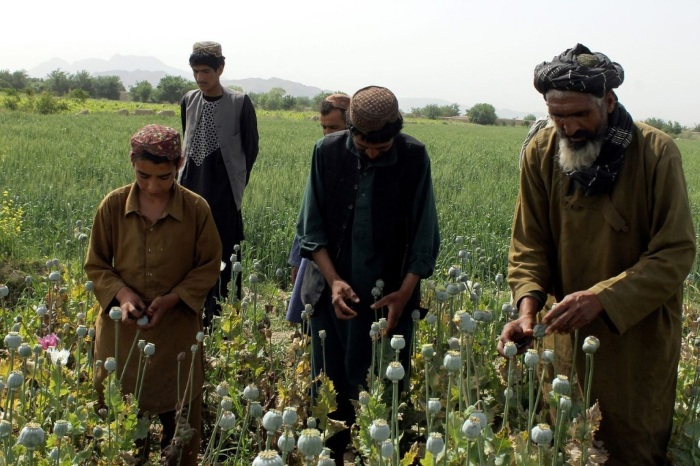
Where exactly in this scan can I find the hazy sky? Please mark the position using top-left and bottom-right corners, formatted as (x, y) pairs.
(3, 0), (699, 125)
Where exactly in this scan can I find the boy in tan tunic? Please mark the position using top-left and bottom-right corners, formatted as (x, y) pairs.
(85, 124), (222, 465)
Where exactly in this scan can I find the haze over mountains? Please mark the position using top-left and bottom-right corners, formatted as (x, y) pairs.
(27, 55), (539, 119)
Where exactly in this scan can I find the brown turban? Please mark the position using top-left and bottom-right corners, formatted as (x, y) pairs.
(349, 86), (401, 134)
(130, 125), (182, 161)
(534, 44), (624, 98)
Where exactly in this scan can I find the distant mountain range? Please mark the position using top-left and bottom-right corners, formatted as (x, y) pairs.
(27, 55), (542, 119)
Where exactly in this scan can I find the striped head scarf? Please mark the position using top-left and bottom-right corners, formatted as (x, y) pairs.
(534, 44), (624, 98)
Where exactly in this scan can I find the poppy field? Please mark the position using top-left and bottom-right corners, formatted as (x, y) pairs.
(1, 106), (700, 465)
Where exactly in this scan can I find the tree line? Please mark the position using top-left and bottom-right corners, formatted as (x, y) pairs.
(2, 69), (696, 133)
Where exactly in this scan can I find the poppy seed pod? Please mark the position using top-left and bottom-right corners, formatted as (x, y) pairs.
(425, 313), (437, 325)
(390, 335), (405, 350)
(411, 309), (421, 320)
(532, 324), (547, 339)
(249, 401), (263, 418)
(53, 419), (71, 437)
(104, 357), (117, 373)
(461, 415), (482, 439)
(359, 391), (371, 406)
(143, 343), (155, 356)
(216, 382), (230, 397)
(232, 262), (243, 273)
(531, 423), (553, 445)
(18, 343), (32, 359)
(0, 285), (8, 298)
(371, 287), (381, 298)
(582, 335), (600, 354)
(503, 341), (518, 358)
(524, 349), (539, 368)
(495, 273), (504, 285)
(243, 384), (259, 401)
(448, 337), (460, 350)
(17, 423), (45, 449)
(76, 325), (88, 337)
(435, 289), (448, 302)
(370, 419), (391, 442)
(318, 448), (334, 466)
(282, 407), (298, 426)
(380, 439), (394, 458)
(541, 349), (555, 364)
(552, 375), (570, 395)
(421, 344), (435, 359)
(386, 361), (405, 381)
(277, 432), (296, 453)
(48, 271), (61, 282)
(306, 417), (317, 428)
(427, 398), (441, 415)
(0, 420), (11, 438)
(559, 395), (572, 411)
(262, 409), (283, 432)
(426, 432), (445, 456)
(218, 411), (236, 430)
(7, 370), (24, 389)
(137, 316), (149, 327)
(446, 283), (460, 296)
(36, 304), (47, 317)
(108, 307), (122, 321)
(220, 397), (233, 411)
(4, 331), (22, 350)
(253, 450), (285, 466)
(297, 428), (323, 457)
(443, 350), (462, 372)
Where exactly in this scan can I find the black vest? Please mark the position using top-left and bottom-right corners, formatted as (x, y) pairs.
(320, 132), (427, 306)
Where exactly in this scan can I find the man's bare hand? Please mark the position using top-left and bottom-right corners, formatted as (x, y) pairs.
(330, 279), (359, 319)
(116, 287), (146, 325)
(371, 289), (411, 332)
(543, 290), (603, 334)
(143, 293), (180, 330)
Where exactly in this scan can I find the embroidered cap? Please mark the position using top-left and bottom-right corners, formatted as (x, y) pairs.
(349, 86), (401, 135)
(130, 124), (182, 161)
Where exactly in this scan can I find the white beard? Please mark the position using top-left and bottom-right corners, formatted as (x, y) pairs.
(557, 137), (603, 172)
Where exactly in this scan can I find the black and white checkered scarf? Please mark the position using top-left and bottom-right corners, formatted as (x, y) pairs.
(567, 102), (633, 196)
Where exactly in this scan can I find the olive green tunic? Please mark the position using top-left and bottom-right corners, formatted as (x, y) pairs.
(85, 183), (222, 413)
(510, 122), (695, 465)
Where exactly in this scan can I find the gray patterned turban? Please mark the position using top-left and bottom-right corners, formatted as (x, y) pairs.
(349, 86), (401, 134)
(534, 44), (624, 98)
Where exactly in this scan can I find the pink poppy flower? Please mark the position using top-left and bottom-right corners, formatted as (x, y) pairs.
(39, 333), (59, 350)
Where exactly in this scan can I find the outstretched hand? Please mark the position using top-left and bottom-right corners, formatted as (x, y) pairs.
(330, 279), (359, 320)
(371, 289), (411, 333)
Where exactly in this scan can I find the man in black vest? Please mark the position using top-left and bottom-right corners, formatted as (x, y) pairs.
(179, 41), (259, 327)
(298, 85), (440, 464)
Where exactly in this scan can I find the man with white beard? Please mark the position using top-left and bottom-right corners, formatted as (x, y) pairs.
(499, 44), (695, 465)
